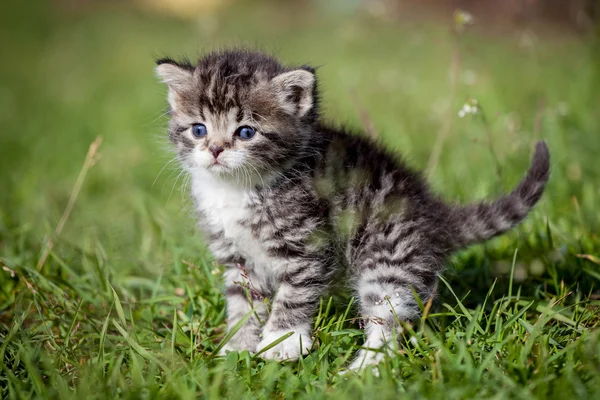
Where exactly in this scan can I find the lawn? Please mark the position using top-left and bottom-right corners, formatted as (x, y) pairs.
(1, 1), (600, 399)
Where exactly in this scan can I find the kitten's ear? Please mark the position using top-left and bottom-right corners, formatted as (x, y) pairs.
(155, 59), (194, 110)
(155, 58), (193, 87)
(271, 68), (316, 118)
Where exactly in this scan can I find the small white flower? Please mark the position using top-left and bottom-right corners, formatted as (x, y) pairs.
(410, 336), (418, 346)
(458, 98), (480, 118)
(454, 10), (474, 31)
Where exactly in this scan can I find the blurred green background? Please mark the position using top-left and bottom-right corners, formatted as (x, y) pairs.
(1, 0), (599, 398)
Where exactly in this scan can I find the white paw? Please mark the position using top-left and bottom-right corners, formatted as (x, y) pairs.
(257, 329), (313, 361)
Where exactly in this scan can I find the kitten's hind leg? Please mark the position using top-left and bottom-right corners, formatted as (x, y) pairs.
(219, 266), (268, 355)
(349, 259), (437, 371)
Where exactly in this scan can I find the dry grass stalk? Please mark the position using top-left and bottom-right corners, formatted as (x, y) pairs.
(36, 136), (103, 271)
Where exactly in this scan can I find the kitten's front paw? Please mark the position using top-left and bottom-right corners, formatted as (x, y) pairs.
(257, 329), (313, 361)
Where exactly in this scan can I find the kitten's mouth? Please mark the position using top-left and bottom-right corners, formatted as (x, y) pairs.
(208, 161), (229, 172)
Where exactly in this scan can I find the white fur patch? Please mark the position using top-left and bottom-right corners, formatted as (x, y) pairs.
(190, 171), (283, 290)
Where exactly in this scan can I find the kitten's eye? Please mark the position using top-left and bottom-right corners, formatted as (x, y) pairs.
(191, 123), (208, 138)
(235, 126), (256, 140)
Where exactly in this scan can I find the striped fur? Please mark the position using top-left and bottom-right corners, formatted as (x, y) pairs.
(155, 50), (551, 369)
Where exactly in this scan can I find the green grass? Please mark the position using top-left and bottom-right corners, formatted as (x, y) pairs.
(1, 1), (600, 399)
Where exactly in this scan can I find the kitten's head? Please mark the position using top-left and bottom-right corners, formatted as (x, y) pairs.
(156, 50), (318, 183)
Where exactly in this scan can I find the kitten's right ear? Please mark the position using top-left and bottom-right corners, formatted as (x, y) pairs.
(155, 58), (194, 110)
(271, 69), (316, 118)
(155, 58), (193, 87)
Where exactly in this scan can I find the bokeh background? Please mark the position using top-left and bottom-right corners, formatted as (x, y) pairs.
(1, 0), (600, 397)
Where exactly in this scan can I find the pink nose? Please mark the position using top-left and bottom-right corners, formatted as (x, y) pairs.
(209, 144), (224, 159)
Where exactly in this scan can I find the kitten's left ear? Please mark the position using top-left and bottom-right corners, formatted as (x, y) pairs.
(271, 68), (316, 118)
(155, 58), (194, 110)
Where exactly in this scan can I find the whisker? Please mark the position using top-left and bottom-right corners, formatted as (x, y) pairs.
(143, 106), (171, 127)
(167, 168), (187, 204)
(152, 156), (179, 188)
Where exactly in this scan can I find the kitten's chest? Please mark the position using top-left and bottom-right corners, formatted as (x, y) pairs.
(191, 175), (268, 262)
(201, 189), (250, 238)
(193, 181), (252, 238)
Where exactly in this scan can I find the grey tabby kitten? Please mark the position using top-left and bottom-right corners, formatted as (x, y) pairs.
(155, 50), (550, 370)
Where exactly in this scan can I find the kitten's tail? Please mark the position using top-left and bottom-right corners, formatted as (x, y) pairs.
(449, 141), (550, 249)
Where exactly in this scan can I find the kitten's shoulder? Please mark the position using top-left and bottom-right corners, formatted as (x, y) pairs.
(315, 122), (412, 170)
(314, 122), (431, 196)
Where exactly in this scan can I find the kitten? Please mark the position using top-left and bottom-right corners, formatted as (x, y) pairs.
(155, 50), (550, 370)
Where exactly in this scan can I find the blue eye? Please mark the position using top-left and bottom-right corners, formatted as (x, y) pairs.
(236, 126), (256, 140)
(191, 123), (208, 138)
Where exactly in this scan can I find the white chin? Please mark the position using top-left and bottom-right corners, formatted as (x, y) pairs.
(207, 163), (230, 174)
